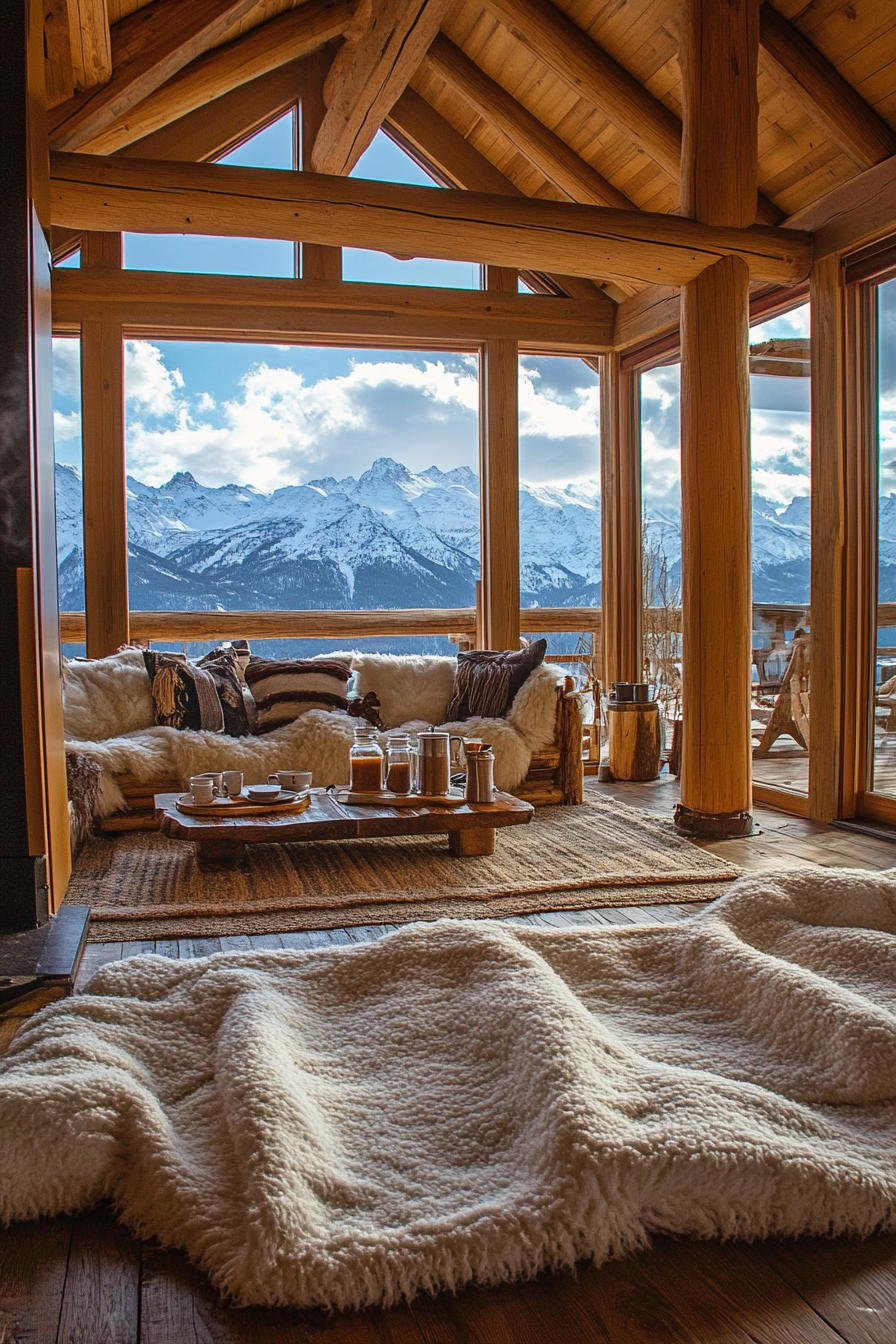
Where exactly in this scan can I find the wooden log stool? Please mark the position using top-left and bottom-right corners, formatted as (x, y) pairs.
(607, 700), (662, 781)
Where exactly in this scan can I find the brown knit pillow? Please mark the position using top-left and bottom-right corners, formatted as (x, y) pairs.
(445, 640), (547, 722)
(143, 652), (250, 736)
(245, 658), (351, 734)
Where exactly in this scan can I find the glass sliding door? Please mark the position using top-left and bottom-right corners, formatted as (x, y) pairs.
(748, 302), (812, 795)
(870, 276), (896, 796)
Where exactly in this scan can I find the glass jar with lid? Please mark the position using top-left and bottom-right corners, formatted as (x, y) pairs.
(385, 733), (413, 795)
(349, 725), (384, 792)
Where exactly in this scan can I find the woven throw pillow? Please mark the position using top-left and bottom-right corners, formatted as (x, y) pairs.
(445, 639), (548, 722)
(245, 658), (351, 734)
(143, 652), (250, 737)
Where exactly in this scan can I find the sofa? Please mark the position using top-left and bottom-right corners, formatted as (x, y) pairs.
(63, 649), (585, 833)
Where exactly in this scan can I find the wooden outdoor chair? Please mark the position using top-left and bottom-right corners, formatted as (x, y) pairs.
(752, 630), (810, 757)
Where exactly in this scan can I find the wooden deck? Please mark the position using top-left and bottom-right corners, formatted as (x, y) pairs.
(2, 775), (896, 1343)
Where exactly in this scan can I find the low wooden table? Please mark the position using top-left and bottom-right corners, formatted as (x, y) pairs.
(155, 789), (534, 870)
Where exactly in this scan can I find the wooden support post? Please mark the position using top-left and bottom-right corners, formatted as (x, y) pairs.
(675, 0), (757, 839)
(81, 232), (128, 657)
(808, 253), (848, 822)
(479, 266), (519, 651)
(298, 48), (341, 282)
(600, 350), (641, 689)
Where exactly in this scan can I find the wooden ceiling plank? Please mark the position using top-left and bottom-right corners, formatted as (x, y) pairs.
(480, 0), (782, 224)
(481, 0), (681, 178)
(787, 151), (896, 259)
(49, 0), (260, 151)
(759, 2), (896, 169)
(425, 33), (633, 210)
(68, 0), (113, 92)
(48, 150), (813, 288)
(80, 0), (357, 154)
(310, 0), (455, 175)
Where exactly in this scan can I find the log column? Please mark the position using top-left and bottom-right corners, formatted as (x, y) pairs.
(600, 350), (641, 689)
(675, 0), (758, 839)
(479, 266), (520, 650)
(81, 231), (128, 657)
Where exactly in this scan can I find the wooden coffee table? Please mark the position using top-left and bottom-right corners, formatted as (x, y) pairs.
(155, 789), (534, 870)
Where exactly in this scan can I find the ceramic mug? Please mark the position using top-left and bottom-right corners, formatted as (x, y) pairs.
(222, 770), (243, 797)
(189, 776), (218, 804)
(268, 770), (312, 791)
(194, 771), (223, 790)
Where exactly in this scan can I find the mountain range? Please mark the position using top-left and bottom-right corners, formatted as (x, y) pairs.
(55, 456), (896, 631)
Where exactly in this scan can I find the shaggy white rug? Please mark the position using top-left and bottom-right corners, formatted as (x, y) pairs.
(3, 866), (896, 1311)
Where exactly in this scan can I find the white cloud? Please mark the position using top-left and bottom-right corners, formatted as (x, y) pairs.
(53, 409), (81, 443)
(52, 338), (80, 400)
(125, 340), (184, 415)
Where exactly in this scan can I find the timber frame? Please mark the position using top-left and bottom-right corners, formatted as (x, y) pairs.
(2, 0), (896, 925)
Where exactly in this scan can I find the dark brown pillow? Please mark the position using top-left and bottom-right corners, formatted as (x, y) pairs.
(245, 658), (352, 733)
(143, 652), (250, 736)
(445, 639), (547, 722)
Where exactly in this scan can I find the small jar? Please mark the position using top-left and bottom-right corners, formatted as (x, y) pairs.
(349, 726), (384, 792)
(385, 733), (412, 795)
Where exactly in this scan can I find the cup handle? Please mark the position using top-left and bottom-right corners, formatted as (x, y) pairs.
(267, 774), (279, 785)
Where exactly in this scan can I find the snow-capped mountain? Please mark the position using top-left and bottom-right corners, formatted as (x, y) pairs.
(56, 457), (851, 619)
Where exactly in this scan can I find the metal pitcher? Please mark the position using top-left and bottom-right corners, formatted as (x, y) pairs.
(417, 730), (462, 795)
(464, 747), (495, 803)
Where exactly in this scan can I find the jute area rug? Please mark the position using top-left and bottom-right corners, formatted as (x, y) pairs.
(65, 795), (740, 942)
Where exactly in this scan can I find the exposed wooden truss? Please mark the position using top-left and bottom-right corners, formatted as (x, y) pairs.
(49, 151), (812, 288)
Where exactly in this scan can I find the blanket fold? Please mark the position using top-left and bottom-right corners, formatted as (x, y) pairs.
(2, 866), (896, 1310)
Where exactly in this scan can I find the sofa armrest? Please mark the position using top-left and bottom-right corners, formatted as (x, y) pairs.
(557, 678), (585, 805)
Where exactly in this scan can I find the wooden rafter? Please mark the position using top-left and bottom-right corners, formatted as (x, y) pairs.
(44, 0), (76, 107)
(49, 151), (813, 287)
(310, 0), (454, 175)
(68, 0), (113, 92)
(49, 0), (260, 152)
(759, 2), (896, 171)
(480, 0), (782, 225)
(77, 0), (358, 155)
(425, 34), (633, 212)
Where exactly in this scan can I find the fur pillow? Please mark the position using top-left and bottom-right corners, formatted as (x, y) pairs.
(62, 649), (156, 742)
(446, 640), (548, 722)
(246, 658), (351, 734)
(351, 654), (457, 729)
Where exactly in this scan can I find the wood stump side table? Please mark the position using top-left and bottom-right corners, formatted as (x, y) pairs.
(156, 789), (534, 870)
(607, 700), (662, 781)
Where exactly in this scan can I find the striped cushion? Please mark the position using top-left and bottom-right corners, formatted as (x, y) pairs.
(245, 658), (351, 734)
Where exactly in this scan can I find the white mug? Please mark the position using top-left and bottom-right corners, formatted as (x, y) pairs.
(268, 770), (312, 791)
(195, 771), (223, 790)
(189, 776), (217, 804)
(222, 770), (243, 798)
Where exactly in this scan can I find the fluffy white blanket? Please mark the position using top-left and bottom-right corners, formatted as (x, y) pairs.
(5, 866), (896, 1311)
(65, 656), (562, 812)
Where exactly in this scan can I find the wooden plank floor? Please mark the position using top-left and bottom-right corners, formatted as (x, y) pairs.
(3, 775), (896, 1343)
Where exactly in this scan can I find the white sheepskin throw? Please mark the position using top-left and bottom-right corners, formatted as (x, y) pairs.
(4, 866), (896, 1311)
(62, 650), (156, 742)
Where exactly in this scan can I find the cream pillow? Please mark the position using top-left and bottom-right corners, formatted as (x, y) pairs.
(63, 649), (156, 742)
(350, 654), (457, 729)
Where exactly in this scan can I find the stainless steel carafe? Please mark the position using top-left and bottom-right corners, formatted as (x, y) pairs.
(464, 747), (495, 803)
(417, 730), (462, 795)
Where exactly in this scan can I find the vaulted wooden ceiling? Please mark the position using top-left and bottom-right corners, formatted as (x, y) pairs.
(44, 0), (896, 305)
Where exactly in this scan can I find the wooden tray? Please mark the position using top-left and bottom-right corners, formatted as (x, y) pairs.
(334, 788), (467, 808)
(175, 791), (311, 818)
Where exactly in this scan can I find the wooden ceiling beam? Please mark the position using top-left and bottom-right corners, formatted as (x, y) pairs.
(49, 151), (813, 288)
(386, 89), (621, 305)
(118, 54), (311, 163)
(67, 0), (112, 93)
(44, 0), (77, 107)
(759, 2), (896, 170)
(78, 0), (357, 156)
(481, 0), (782, 225)
(48, 0), (260, 152)
(425, 34), (633, 212)
(310, 0), (454, 175)
(52, 267), (616, 349)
